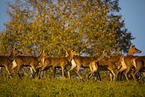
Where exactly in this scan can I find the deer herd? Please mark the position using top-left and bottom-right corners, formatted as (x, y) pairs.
(0, 42), (145, 82)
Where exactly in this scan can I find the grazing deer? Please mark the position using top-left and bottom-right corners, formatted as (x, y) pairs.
(0, 47), (20, 78)
(38, 50), (76, 79)
(10, 50), (46, 79)
(88, 54), (123, 81)
(116, 42), (142, 81)
(68, 50), (110, 81)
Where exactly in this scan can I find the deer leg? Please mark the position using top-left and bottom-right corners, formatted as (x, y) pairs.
(116, 66), (127, 80)
(109, 69), (115, 81)
(33, 67), (41, 78)
(88, 62), (97, 80)
(68, 64), (76, 79)
(31, 66), (36, 78)
(31, 67), (39, 79)
(116, 70), (120, 80)
(87, 69), (96, 80)
(88, 70), (100, 81)
(37, 68), (42, 79)
(68, 59), (77, 79)
(94, 71), (101, 81)
(64, 66), (68, 73)
(27, 67), (34, 78)
(112, 72), (116, 81)
(132, 69), (140, 81)
(87, 71), (94, 79)
(132, 64), (142, 81)
(5, 65), (12, 79)
(87, 65), (94, 79)
(38, 63), (50, 79)
(61, 66), (65, 79)
(124, 67), (131, 81)
(29, 63), (36, 78)
(76, 66), (84, 81)
(37, 67), (44, 79)
(33, 67), (37, 78)
(89, 63), (93, 71)
(43, 70), (47, 79)
(17, 66), (22, 79)
(44, 67), (51, 79)
(31, 65), (36, 73)
(30, 67), (33, 74)
(37, 68), (44, 79)
(110, 73), (113, 81)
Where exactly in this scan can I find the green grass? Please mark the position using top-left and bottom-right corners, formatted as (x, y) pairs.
(0, 76), (145, 97)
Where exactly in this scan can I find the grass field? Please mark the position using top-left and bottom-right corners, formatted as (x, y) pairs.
(0, 76), (145, 97)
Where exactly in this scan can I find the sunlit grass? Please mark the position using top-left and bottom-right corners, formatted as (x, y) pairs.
(0, 76), (145, 97)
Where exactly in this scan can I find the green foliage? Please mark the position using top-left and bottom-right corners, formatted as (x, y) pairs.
(0, 76), (145, 97)
(0, 0), (134, 56)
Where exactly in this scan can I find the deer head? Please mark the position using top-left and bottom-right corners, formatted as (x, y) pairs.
(102, 50), (110, 59)
(127, 42), (142, 55)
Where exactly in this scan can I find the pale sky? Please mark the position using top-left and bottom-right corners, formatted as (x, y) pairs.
(0, 0), (145, 56)
(119, 0), (145, 56)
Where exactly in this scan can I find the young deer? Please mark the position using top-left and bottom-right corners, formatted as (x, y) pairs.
(10, 50), (46, 79)
(0, 47), (20, 78)
(38, 50), (76, 79)
(68, 50), (110, 81)
(116, 42), (142, 81)
(88, 55), (123, 81)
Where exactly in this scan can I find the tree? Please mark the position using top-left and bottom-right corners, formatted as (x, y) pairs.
(0, 0), (134, 56)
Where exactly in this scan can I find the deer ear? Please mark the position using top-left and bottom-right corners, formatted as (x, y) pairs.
(65, 50), (69, 57)
(130, 42), (132, 47)
(42, 49), (45, 53)
(103, 49), (106, 53)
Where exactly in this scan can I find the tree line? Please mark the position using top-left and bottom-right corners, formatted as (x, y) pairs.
(0, 0), (134, 57)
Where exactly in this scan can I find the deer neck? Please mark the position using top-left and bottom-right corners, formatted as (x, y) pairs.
(37, 52), (44, 61)
(127, 48), (134, 56)
(115, 57), (122, 66)
(127, 48), (133, 55)
(67, 51), (73, 61)
(96, 53), (105, 61)
(9, 50), (15, 60)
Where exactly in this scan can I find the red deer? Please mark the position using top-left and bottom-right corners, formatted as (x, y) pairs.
(34, 50), (70, 79)
(88, 54), (123, 81)
(10, 50), (46, 79)
(68, 50), (110, 81)
(116, 42), (142, 81)
(130, 56), (145, 81)
(0, 47), (20, 78)
(38, 50), (77, 79)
